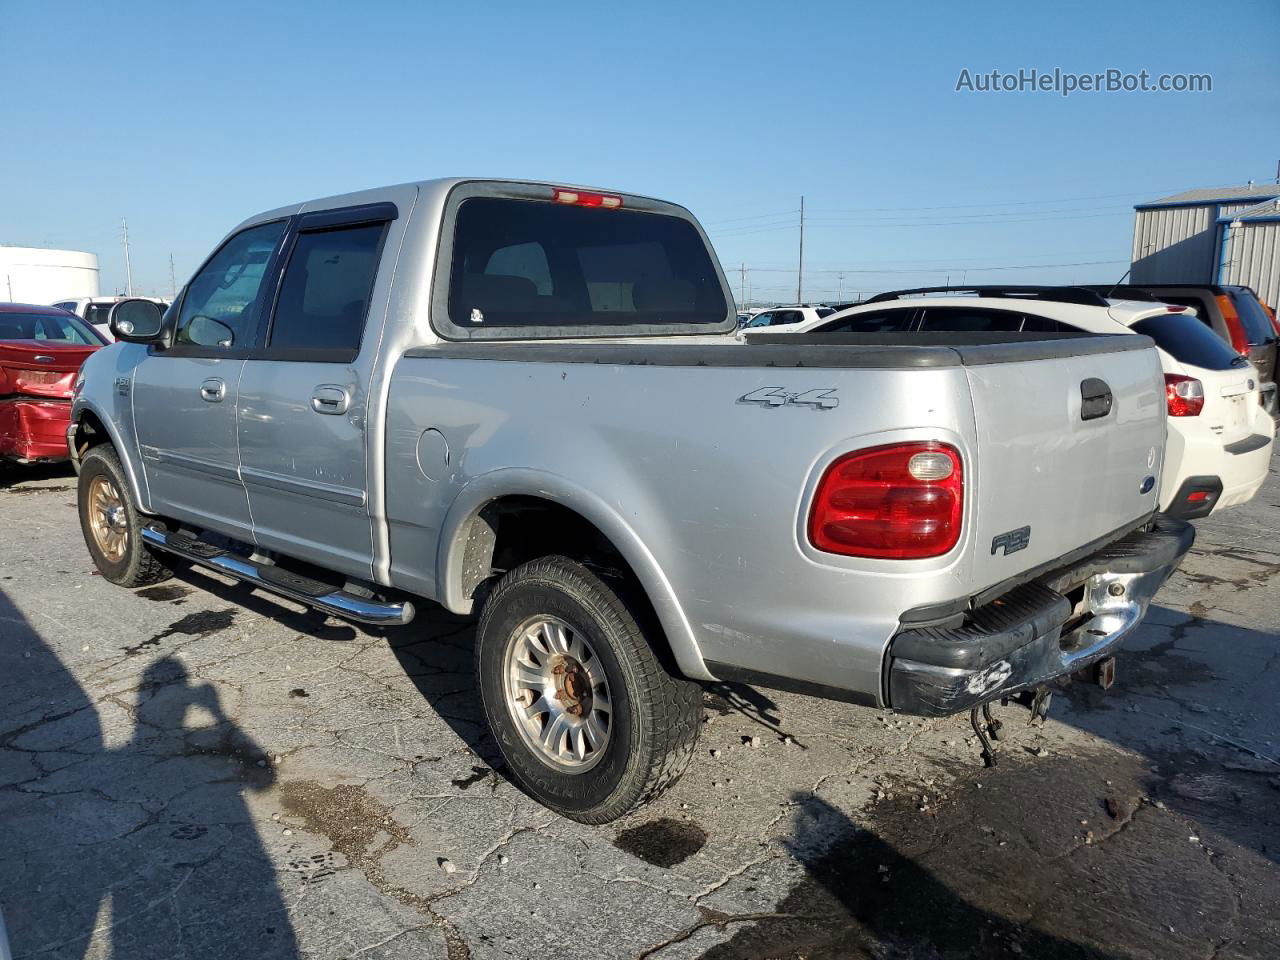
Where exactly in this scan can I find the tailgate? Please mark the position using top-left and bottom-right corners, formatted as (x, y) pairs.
(964, 343), (1165, 591)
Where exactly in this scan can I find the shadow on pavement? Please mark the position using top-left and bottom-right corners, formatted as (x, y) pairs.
(0, 588), (300, 959)
(0, 462), (76, 491)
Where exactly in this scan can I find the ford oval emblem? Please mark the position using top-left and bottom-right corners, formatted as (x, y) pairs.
(1140, 475), (1155, 495)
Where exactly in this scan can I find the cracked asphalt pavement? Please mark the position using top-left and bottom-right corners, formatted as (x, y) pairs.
(2, 455), (1278, 959)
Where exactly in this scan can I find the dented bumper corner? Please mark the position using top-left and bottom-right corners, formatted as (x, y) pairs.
(886, 514), (1195, 717)
(0, 398), (74, 463)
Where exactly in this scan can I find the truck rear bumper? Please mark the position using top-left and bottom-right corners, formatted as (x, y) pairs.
(885, 514), (1194, 717)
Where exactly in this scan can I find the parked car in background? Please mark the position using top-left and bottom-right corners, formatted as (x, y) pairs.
(70, 181), (1190, 821)
(742, 304), (837, 328)
(1083, 285), (1279, 415)
(764, 286), (1274, 519)
(0, 303), (106, 464)
(52, 296), (170, 342)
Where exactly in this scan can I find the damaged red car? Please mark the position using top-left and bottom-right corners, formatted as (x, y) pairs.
(0, 304), (106, 464)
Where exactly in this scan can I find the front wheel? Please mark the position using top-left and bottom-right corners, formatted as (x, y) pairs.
(476, 556), (701, 823)
(77, 445), (172, 588)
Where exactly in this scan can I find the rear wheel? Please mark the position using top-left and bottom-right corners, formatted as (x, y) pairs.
(476, 556), (701, 823)
(77, 445), (172, 588)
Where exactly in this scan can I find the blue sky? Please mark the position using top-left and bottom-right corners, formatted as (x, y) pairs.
(3, 0), (1278, 303)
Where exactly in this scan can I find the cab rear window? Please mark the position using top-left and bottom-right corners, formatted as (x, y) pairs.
(1131, 314), (1247, 371)
(447, 198), (728, 330)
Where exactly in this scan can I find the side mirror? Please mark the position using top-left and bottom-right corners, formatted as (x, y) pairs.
(186, 315), (235, 348)
(108, 299), (167, 344)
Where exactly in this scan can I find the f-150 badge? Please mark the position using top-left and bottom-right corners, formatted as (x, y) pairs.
(991, 526), (1031, 556)
(739, 387), (839, 410)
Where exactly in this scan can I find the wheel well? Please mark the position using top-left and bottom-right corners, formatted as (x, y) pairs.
(460, 496), (676, 668)
(71, 411), (111, 458)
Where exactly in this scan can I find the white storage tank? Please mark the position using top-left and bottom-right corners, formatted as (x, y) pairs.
(0, 246), (100, 304)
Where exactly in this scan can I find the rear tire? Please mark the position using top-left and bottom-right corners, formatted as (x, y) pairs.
(476, 556), (701, 823)
(77, 445), (172, 588)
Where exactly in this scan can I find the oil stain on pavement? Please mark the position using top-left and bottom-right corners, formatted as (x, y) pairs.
(615, 818), (708, 868)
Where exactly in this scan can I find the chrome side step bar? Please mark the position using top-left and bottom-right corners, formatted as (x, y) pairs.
(141, 526), (414, 626)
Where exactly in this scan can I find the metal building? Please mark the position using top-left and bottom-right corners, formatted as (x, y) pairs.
(1217, 197), (1280, 308)
(1130, 184), (1280, 306)
(0, 246), (100, 304)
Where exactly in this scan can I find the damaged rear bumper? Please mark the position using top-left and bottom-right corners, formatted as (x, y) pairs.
(0, 398), (74, 462)
(886, 514), (1195, 717)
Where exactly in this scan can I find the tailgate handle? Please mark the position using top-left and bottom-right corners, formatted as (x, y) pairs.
(1080, 378), (1113, 421)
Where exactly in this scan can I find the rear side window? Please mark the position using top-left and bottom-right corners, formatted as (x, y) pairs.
(1229, 289), (1277, 344)
(84, 303), (113, 327)
(1131, 314), (1246, 371)
(447, 198), (727, 330)
(269, 223), (387, 354)
(919, 307), (1052, 332)
(818, 309), (916, 333)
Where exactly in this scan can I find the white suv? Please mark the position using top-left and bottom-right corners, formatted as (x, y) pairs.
(740, 304), (837, 329)
(752, 285), (1275, 519)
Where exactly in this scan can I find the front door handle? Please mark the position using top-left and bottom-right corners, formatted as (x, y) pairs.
(311, 385), (351, 415)
(200, 378), (226, 403)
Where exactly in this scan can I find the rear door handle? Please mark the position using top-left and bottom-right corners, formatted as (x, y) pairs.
(200, 378), (226, 403)
(1080, 378), (1113, 421)
(311, 385), (351, 415)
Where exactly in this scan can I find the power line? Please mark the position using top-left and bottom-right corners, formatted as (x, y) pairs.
(703, 208), (799, 225)
(730, 258), (1127, 276)
(711, 209), (1130, 237)
(808, 204), (1128, 223)
(819, 189), (1179, 213)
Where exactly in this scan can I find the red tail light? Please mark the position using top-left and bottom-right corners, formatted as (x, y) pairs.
(1216, 294), (1249, 354)
(808, 442), (963, 559)
(1165, 373), (1204, 417)
(0, 366), (75, 398)
(551, 187), (623, 209)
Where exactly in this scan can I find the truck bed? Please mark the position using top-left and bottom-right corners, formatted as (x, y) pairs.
(386, 330), (1166, 704)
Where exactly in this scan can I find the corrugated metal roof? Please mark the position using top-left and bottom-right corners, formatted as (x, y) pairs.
(1136, 183), (1280, 209)
(1222, 198), (1280, 222)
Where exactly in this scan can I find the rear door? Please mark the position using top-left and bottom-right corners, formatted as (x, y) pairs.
(132, 220), (288, 540)
(236, 200), (401, 579)
(963, 343), (1166, 590)
(1229, 289), (1279, 383)
(1130, 312), (1258, 443)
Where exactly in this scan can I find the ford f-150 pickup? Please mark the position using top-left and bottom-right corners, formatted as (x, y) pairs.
(68, 178), (1193, 822)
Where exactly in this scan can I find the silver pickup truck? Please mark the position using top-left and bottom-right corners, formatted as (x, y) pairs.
(69, 178), (1193, 822)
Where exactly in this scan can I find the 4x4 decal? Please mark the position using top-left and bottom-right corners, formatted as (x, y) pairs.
(739, 387), (839, 410)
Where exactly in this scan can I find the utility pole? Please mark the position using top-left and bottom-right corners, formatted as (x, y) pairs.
(169, 253), (177, 298)
(837, 272), (844, 302)
(739, 263), (746, 311)
(796, 196), (805, 303)
(121, 218), (133, 296)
